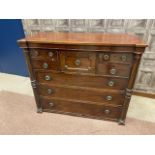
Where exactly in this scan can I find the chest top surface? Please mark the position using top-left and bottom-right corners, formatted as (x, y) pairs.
(18, 32), (147, 47)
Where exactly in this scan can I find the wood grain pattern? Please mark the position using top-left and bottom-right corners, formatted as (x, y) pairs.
(35, 71), (129, 90)
(18, 32), (147, 47)
(40, 96), (122, 120)
(97, 62), (132, 77)
(18, 32), (147, 124)
(38, 84), (125, 106)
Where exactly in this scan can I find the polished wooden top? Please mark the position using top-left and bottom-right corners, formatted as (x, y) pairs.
(18, 32), (147, 47)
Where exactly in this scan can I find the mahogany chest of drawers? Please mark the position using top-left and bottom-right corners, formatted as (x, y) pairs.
(18, 32), (147, 125)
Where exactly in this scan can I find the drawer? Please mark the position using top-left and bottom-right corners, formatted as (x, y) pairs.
(98, 52), (133, 63)
(31, 59), (60, 70)
(40, 97), (122, 120)
(35, 71), (129, 90)
(97, 62), (132, 77)
(30, 49), (59, 60)
(60, 51), (96, 73)
(38, 84), (125, 105)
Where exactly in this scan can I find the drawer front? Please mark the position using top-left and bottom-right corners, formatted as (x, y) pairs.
(35, 71), (128, 90)
(40, 97), (122, 120)
(38, 84), (125, 105)
(31, 59), (60, 70)
(30, 49), (59, 60)
(98, 53), (133, 63)
(97, 62), (132, 77)
(60, 51), (96, 73)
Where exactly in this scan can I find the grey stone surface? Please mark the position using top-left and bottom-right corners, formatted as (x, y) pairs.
(22, 19), (155, 94)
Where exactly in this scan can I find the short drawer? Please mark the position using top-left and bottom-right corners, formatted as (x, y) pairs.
(31, 59), (60, 70)
(98, 52), (133, 63)
(40, 97), (122, 120)
(30, 49), (59, 60)
(60, 51), (96, 73)
(97, 62), (132, 77)
(35, 71), (129, 90)
(38, 84), (125, 105)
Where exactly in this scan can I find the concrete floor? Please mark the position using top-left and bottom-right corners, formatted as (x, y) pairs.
(0, 73), (155, 123)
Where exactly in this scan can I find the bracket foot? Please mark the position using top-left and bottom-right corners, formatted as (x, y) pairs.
(37, 108), (43, 113)
(118, 119), (125, 125)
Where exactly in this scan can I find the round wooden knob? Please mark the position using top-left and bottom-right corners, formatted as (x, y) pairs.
(75, 59), (81, 66)
(106, 96), (113, 101)
(31, 50), (38, 57)
(108, 81), (115, 87)
(49, 102), (54, 107)
(44, 75), (51, 81)
(48, 52), (54, 57)
(43, 62), (48, 69)
(103, 54), (110, 61)
(110, 68), (117, 75)
(121, 55), (127, 61)
(104, 109), (110, 114)
(47, 88), (54, 94)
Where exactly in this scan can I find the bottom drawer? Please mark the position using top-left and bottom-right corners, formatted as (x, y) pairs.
(40, 97), (122, 121)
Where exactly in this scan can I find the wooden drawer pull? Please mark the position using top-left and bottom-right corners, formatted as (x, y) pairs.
(106, 96), (113, 101)
(47, 88), (54, 94)
(43, 62), (48, 69)
(31, 50), (38, 57)
(75, 59), (81, 66)
(104, 109), (111, 114)
(44, 75), (51, 81)
(48, 52), (54, 57)
(103, 54), (110, 61)
(49, 102), (54, 107)
(108, 81), (115, 87)
(110, 68), (117, 75)
(121, 55), (127, 61)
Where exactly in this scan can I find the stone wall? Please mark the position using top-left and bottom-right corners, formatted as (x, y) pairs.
(22, 19), (155, 94)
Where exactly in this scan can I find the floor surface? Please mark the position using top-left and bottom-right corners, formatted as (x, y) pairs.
(0, 91), (155, 134)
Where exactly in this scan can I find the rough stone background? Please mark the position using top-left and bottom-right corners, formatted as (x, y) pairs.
(22, 19), (155, 94)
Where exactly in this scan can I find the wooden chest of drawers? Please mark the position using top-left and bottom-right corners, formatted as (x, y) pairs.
(18, 32), (147, 125)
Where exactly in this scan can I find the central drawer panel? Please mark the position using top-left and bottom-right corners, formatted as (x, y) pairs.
(38, 84), (125, 105)
(40, 97), (122, 120)
(60, 51), (96, 73)
(35, 71), (129, 90)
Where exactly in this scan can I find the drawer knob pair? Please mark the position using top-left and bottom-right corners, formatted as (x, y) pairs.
(106, 95), (113, 101)
(110, 68), (117, 75)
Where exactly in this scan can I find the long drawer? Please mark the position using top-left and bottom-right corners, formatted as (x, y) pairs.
(35, 71), (129, 90)
(38, 84), (125, 105)
(40, 96), (122, 120)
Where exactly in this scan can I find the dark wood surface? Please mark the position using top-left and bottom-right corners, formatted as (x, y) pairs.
(18, 32), (147, 125)
(40, 96), (122, 120)
(35, 71), (129, 90)
(38, 84), (125, 106)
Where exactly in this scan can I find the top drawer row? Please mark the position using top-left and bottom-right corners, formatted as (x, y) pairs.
(30, 49), (133, 63)
(30, 49), (133, 77)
